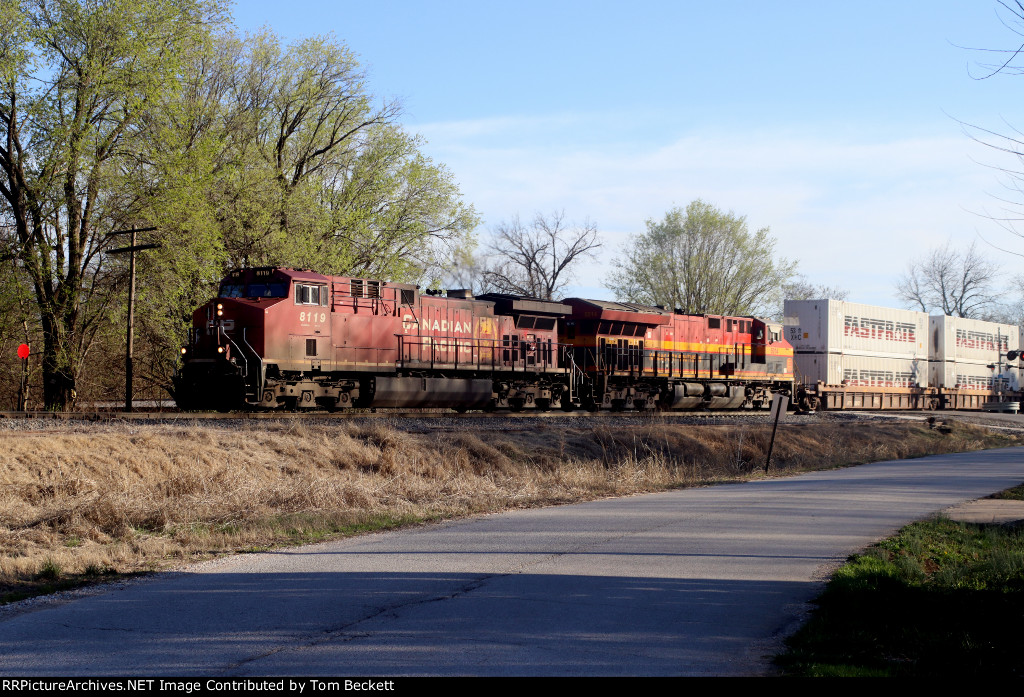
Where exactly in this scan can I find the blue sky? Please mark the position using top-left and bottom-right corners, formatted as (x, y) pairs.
(233, 1), (1024, 308)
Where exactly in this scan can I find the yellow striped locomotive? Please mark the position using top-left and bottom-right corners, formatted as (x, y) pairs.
(560, 299), (793, 411)
(172, 267), (794, 411)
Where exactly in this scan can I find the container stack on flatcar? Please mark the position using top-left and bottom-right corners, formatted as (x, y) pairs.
(929, 316), (1019, 409)
(784, 299), (1021, 411)
(784, 299), (931, 409)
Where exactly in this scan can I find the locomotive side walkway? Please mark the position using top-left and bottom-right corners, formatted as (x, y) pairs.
(1, 447), (1023, 676)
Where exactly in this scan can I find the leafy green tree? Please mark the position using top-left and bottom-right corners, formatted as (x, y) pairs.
(0, 0), (228, 410)
(606, 199), (796, 316)
(2, 9), (478, 408)
(200, 30), (478, 283)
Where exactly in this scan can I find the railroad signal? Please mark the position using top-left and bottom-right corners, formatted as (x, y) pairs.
(16, 343), (29, 410)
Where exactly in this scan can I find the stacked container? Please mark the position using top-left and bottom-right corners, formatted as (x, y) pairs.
(929, 316), (1019, 392)
(783, 300), (930, 388)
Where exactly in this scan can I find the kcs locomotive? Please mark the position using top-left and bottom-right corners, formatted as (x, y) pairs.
(172, 267), (795, 412)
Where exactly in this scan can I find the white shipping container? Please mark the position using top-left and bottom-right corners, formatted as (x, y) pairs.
(929, 360), (1019, 392)
(794, 353), (929, 388)
(784, 299), (928, 359)
(929, 315), (1018, 364)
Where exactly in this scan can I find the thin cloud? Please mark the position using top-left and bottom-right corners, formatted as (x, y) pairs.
(416, 116), (1014, 306)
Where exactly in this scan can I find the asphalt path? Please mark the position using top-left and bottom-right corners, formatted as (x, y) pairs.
(2, 447), (1024, 677)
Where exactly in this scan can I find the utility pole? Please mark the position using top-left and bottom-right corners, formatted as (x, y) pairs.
(108, 226), (160, 412)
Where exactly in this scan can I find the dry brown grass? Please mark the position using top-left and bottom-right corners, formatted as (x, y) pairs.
(0, 417), (1016, 600)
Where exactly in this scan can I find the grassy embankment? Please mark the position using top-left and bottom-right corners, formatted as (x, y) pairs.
(778, 483), (1024, 677)
(0, 417), (1017, 603)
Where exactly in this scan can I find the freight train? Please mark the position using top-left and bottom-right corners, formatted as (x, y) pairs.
(172, 267), (794, 412)
(172, 267), (1021, 413)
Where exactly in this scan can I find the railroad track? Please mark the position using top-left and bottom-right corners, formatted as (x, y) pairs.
(0, 408), (793, 422)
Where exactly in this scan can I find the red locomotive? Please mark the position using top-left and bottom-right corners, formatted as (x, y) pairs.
(172, 267), (795, 411)
(560, 299), (794, 411)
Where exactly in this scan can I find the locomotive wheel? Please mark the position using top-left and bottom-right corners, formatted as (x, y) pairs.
(535, 398), (551, 412)
(509, 398), (525, 412)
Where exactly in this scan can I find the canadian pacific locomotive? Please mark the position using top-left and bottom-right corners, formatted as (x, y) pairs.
(172, 267), (795, 412)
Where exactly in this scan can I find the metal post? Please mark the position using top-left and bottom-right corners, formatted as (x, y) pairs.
(18, 321), (29, 411)
(17, 356), (28, 411)
(765, 394), (789, 472)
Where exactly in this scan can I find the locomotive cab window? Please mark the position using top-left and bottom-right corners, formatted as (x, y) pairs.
(294, 283), (328, 306)
(248, 282), (288, 298)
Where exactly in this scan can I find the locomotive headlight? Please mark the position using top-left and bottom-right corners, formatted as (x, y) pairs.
(217, 303), (223, 310)
(180, 347), (187, 355)
(217, 346), (224, 354)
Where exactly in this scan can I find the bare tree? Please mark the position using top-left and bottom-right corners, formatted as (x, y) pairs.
(956, 2), (1024, 252)
(772, 275), (849, 320)
(480, 211), (601, 300)
(895, 242), (1001, 317)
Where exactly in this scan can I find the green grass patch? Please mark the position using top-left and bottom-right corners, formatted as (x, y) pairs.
(990, 483), (1024, 501)
(778, 515), (1024, 677)
(265, 511), (443, 545)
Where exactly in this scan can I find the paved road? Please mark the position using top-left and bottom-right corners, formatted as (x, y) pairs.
(2, 448), (1024, 676)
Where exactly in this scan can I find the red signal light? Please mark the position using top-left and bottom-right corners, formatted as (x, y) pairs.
(17, 344), (29, 359)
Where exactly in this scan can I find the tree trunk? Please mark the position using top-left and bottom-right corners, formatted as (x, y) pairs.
(40, 314), (77, 411)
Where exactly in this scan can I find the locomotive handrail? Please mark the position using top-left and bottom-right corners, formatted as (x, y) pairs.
(594, 345), (707, 380)
(241, 328), (263, 399)
(396, 334), (565, 373)
(218, 326), (248, 379)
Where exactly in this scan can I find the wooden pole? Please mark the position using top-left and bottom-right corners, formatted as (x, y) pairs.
(126, 228), (136, 412)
